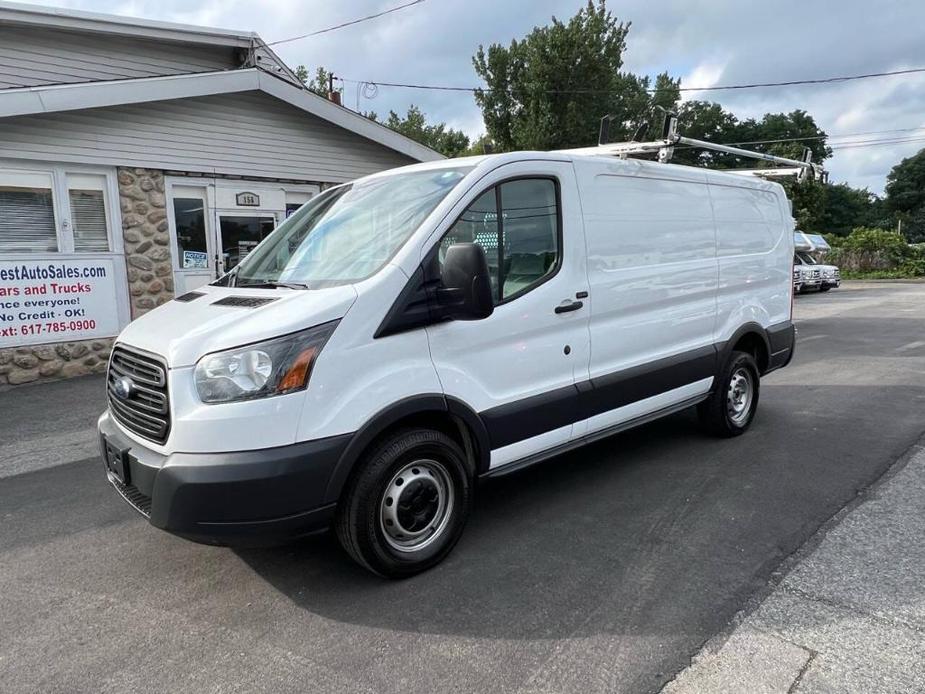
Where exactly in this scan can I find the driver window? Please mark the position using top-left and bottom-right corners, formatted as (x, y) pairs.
(439, 178), (560, 304)
(440, 189), (500, 299)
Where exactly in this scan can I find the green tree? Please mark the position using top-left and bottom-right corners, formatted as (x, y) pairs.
(382, 106), (471, 158)
(671, 100), (743, 168)
(885, 149), (925, 241)
(295, 65), (339, 98)
(885, 148), (925, 214)
(817, 183), (882, 237)
(463, 133), (496, 156)
(780, 178), (827, 232)
(472, 1), (676, 151)
(739, 110), (831, 163)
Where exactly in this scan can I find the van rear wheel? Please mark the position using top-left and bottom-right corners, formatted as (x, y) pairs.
(335, 428), (472, 578)
(698, 350), (760, 437)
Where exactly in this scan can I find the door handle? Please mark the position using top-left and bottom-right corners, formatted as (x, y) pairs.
(555, 300), (584, 314)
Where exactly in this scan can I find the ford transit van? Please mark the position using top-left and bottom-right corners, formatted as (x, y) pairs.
(99, 151), (796, 577)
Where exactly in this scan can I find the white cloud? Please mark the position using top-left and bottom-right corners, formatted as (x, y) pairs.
(678, 62), (728, 102)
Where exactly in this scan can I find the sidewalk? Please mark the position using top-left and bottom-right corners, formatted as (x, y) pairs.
(663, 439), (925, 693)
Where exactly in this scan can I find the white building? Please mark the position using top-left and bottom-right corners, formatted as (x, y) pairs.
(0, 1), (440, 386)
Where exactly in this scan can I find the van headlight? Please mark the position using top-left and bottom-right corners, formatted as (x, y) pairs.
(194, 320), (339, 404)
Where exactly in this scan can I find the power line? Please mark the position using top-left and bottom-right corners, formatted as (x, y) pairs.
(267, 0), (426, 46)
(677, 67), (925, 93)
(338, 65), (925, 95)
(831, 136), (925, 150)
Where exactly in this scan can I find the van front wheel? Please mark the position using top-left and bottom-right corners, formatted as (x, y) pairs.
(335, 428), (472, 578)
(698, 350), (760, 437)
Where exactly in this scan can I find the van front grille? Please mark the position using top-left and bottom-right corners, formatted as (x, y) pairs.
(108, 346), (170, 444)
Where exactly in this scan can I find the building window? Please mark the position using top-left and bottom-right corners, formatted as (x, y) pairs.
(0, 165), (116, 255)
(68, 174), (109, 252)
(0, 173), (57, 253)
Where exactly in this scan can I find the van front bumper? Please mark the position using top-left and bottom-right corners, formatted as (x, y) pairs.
(98, 411), (351, 545)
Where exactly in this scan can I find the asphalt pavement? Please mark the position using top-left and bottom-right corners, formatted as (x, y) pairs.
(664, 440), (925, 693)
(2, 281), (925, 694)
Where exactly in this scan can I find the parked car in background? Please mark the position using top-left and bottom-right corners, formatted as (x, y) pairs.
(795, 254), (822, 292)
(794, 232), (840, 293)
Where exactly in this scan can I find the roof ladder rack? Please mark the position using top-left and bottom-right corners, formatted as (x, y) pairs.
(574, 113), (826, 183)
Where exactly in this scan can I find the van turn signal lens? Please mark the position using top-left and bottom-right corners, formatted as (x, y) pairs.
(278, 346), (319, 392)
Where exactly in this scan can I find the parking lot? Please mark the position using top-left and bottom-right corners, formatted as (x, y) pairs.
(2, 280), (925, 694)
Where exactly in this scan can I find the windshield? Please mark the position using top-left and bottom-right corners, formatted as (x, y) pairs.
(796, 251), (816, 265)
(226, 166), (472, 288)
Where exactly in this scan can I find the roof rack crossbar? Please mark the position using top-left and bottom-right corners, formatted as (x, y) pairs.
(561, 113), (826, 182)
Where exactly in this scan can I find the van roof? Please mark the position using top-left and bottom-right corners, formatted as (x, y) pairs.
(360, 149), (783, 192)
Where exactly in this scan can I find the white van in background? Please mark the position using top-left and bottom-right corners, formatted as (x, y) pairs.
(99, 151), (796, 577)
(794, 231), (840, 292)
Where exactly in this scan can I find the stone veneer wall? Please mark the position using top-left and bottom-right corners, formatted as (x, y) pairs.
(0, 340), (113, 386)
(0, 168), (176, 388)
(118, 168), (175, 317)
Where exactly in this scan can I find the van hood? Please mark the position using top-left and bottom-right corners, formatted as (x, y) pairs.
(116, 284), (358, 367)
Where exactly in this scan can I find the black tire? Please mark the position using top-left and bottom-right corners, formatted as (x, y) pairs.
(819, 285), (831, 292)
(335, 428), (473, 578)
(698, 350), (760, 437)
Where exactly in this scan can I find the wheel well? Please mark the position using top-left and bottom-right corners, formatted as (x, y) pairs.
(732, 332), (769, 374)
(362, 411), (480, 475)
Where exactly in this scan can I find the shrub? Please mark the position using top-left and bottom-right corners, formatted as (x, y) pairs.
(828, 227), (913, 273)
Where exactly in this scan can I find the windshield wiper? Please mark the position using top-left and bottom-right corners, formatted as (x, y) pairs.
(237, 280), (310, 290)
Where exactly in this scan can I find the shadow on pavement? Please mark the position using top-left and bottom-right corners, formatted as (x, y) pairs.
(234, 381), (925, 641)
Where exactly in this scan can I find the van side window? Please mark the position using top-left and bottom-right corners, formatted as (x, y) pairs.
(440, 178), (560, 303)
(439, 189), (500, 299)
(498, 179), (559, 299)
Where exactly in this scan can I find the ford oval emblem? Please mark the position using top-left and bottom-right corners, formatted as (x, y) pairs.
(114, 376), (134, 400)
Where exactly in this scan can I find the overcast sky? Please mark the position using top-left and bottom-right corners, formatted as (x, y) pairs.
(20, 0), (925, 193)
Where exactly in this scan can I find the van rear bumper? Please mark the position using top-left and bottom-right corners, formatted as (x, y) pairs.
(98, 412), (351, 545)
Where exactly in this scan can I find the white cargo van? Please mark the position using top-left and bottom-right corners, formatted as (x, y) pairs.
(99, 151), (796, 577)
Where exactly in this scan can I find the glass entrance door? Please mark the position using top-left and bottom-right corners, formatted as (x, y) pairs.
(216, 214), (276, 275)
(170, 185), (214, 294)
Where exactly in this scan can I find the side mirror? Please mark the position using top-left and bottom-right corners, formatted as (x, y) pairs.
(437, 243), (494, 320)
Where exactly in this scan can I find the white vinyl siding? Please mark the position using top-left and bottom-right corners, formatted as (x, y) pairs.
(0, 25), (236, 89)
(0, 91), (416, 183)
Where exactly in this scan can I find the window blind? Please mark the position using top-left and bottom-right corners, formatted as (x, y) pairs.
(0, 186), (57, 253)
(69, 189), (109, 252)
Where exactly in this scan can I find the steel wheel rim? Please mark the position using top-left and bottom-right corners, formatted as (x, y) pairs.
(727, 367), (754, 426)
(379, 459), (454, 553)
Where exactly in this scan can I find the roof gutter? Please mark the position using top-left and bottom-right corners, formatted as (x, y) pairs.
(0, 0), (255, 47)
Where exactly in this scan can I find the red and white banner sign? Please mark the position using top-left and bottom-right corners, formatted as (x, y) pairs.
(0, 258), (121, 348)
